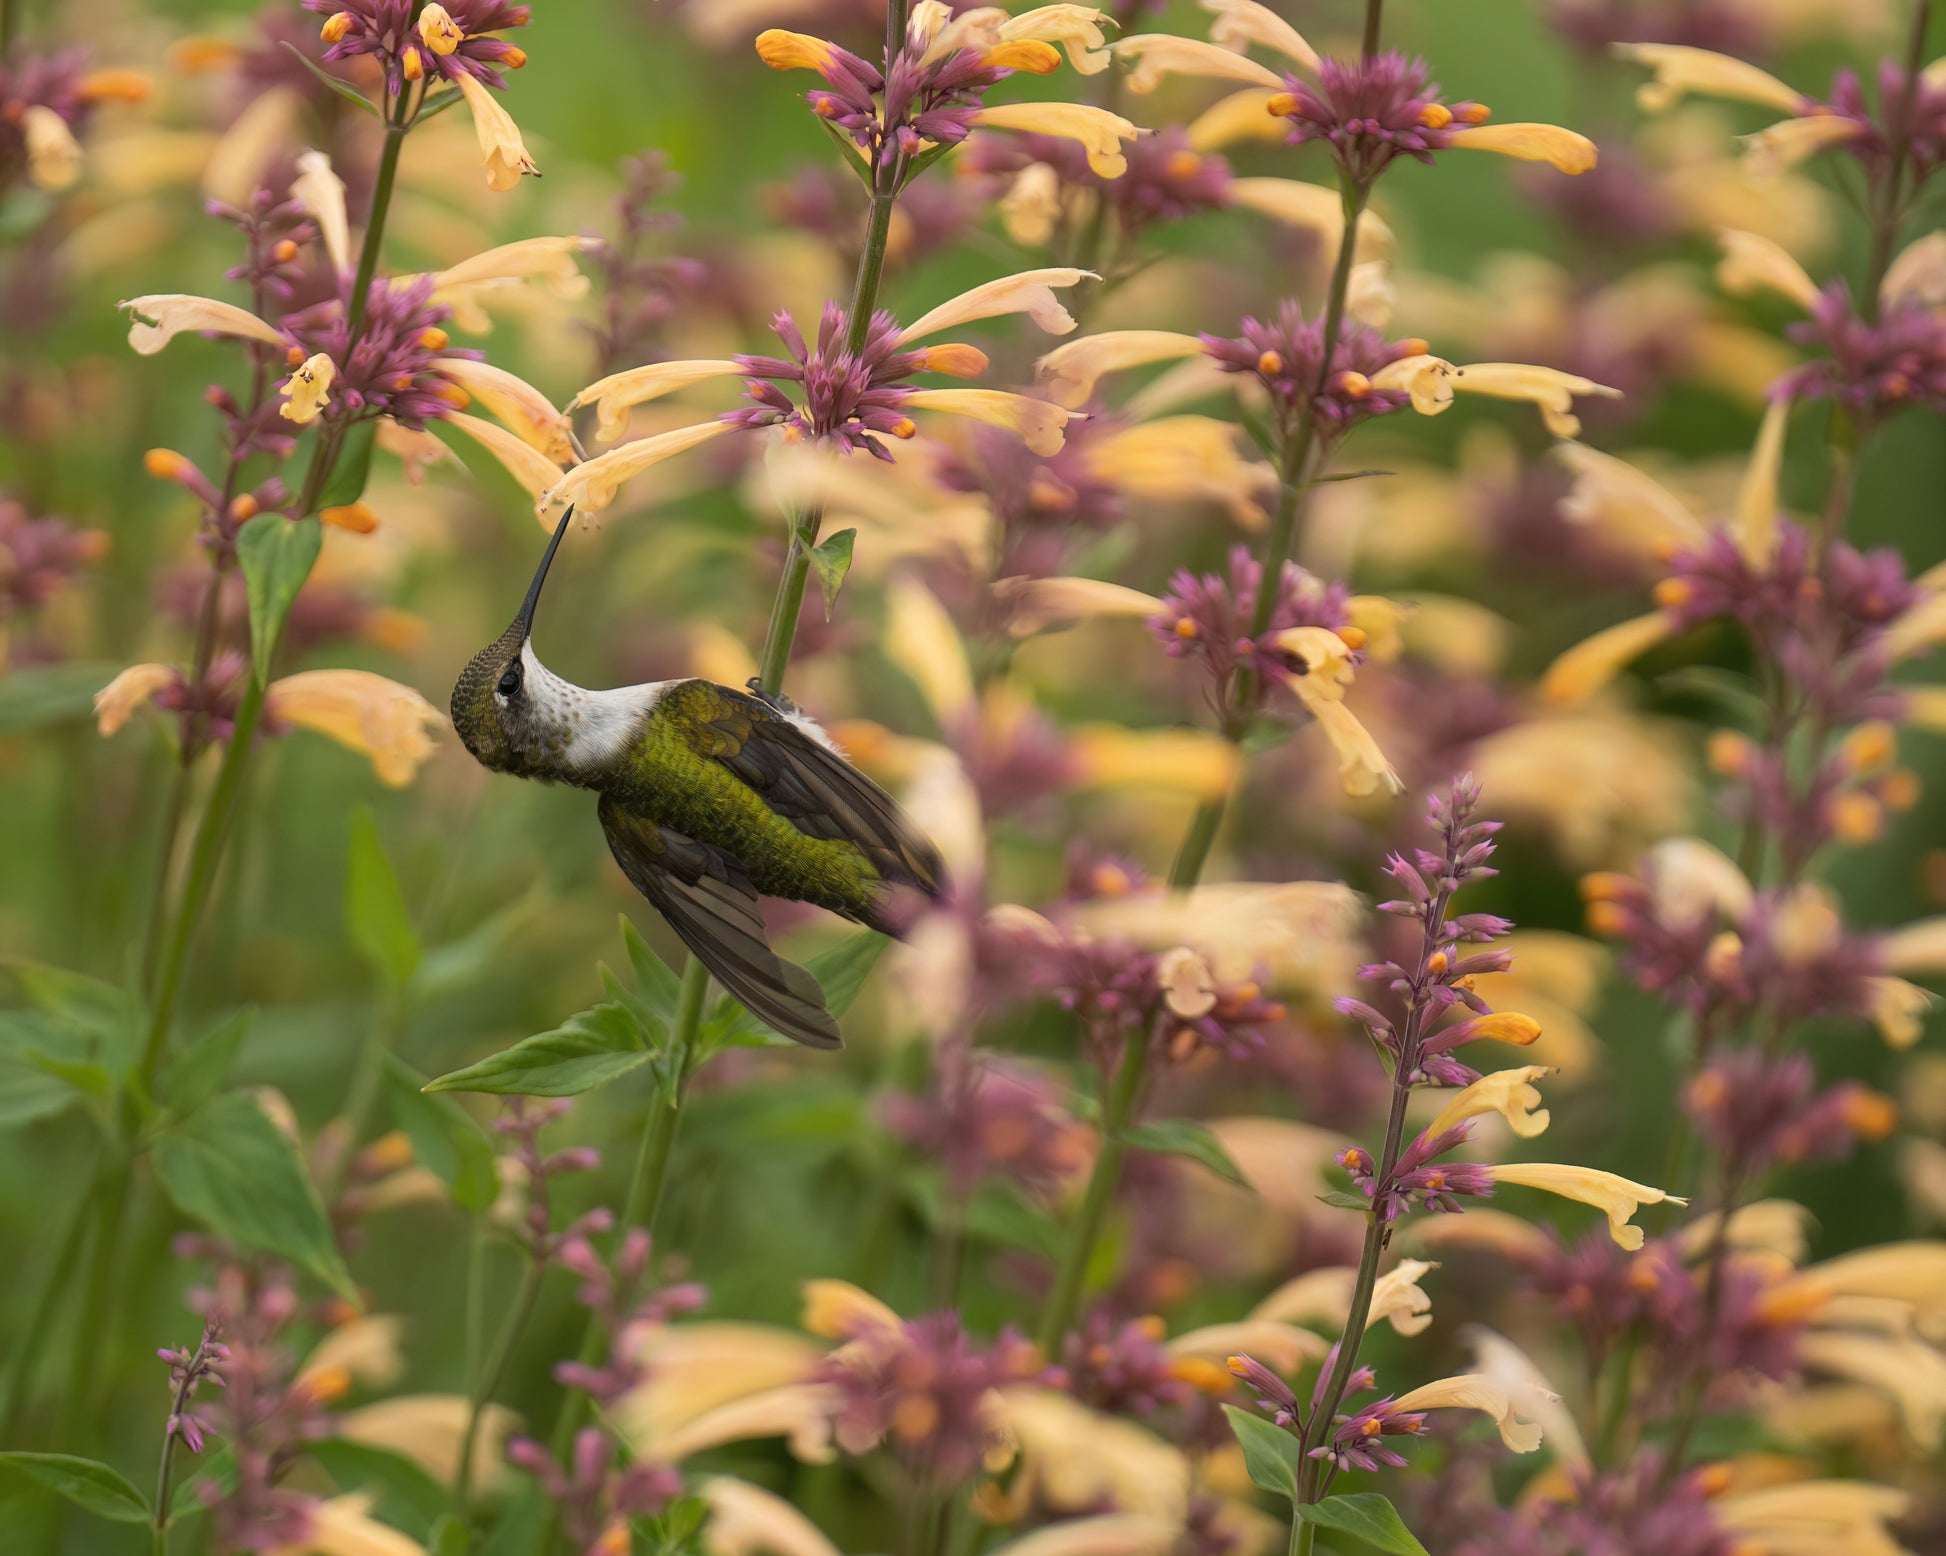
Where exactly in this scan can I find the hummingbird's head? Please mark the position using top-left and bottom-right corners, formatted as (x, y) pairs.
(451, 505), (574, 775)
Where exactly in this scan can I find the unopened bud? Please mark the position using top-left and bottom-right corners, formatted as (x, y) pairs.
(272, 238), (299, 263)
(1336, 370), (1372, 399)
(1839, 720), (1896, 774)
(1830, 791), (1883, 844)
(228, 493), (259, 522)
(1706, 730), (1755, 777)
(1882, 769), (1922, 811)
(504, 46), (527, 68)
(1652, 577), (1692, 609)
(320, 11), (353, 43)
(1418, 102), (1454, 129)
(418, 326), (449, 351)
(1256, 350), (1283, 375)
(1457, 102), (1492, 123)
(402, 46), (424, 80)
(143, 448), (192, 481)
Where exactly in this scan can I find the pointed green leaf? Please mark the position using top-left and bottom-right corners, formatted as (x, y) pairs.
(7, 961), (138, 1050)
(1316, 1190), (1373, 1213)
(412, 893), (542, 1004)
(805, 528), (856, 620)
(318, 417), (379, 511)
(383, 1057), (499, 1212)
(23, 1049), (110, 1098)
(424, 1004), (649, 1096)
(620, 917), (683, 1023)
(159, 1009), (254, 1115)
(0, 1015), (86, 1127)
(1223, 1405), (1303, 1504)
(0, 662), (123, 736)
(1296, 1494), (1429, 1556)
(0, 1453), (150, 1523)
(1124, 1117), (1248, 1187)
(807, 932), (887, 1018)
(152, 1091), (354, 1298)
(345, 807), (420, 989)
(236, 515), (323, 683)
(278, 42), (379, 114)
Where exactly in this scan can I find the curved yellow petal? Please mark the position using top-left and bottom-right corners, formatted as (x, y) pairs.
(456, 73), (538, 191)
(1733, 396), (1790, 568)
(970, 102), (1141, 178)
(442, 411), (567, 504)
(291, 148), (350, 274)
(539, 419), (736, 518)
(1484, 1162), (1683, 1250)
(1447, 122), (1598, 174)
(899, 267), (1094, 343)
(1426, 1066), (1552, 1141)
(1717, 227), (1820, 310)
(569, 359), (744, 444)
(434, 358), (573, 460)
(992, 574), (1165, 637)
(1109, 33), (1284, 93)
(1613, 42), (1805, 114)
(1451, 361), (1622, 438)
(1389, 1373), (1547, 1453)
(1200, 0), (1319, 70)
(119, 293), (287, 356)
(904, 388), (1074, 455)
(1186, 86), (1288, 151)
(1742, 113), (1864, 178)
(1539, 611), (1676, 705)
(266, 670), (445, 787)
(1035, 330), (1206, 408)
(95, 664), (178, 735)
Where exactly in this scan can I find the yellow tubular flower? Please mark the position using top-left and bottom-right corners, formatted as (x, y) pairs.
(1881, 231), (1946, 307)
(280, 353), (337, 424)
(1613, 43), (1806, 113)
(991, 575), (1165, 636)
(902, 389), (1074, 456)
(983, 39), (1062, 73)
(1169, 1320), (1328, 1373)
(986, 1516), (1182, 1556)
(120, 293), (288, 356)
(999, 162), (1063, 245)
(23, 105), (83, 191)
(1484, 1163), (1685, 1250)
(538, 419), (736, 519)
(1366, 1259), (1436, 1336)
(433, 359), (573, 460)
(1109, 33), (1284, 94)
(697, 1477), (844, 1556)
(1743, 113), (1864, 177)
(1539, 612), (1678, 704)
(1067, 726), (1240, 799)
(1552, 442), (1707, 556)
(1035, 330), (1206, 408)
(801, 1278), (900, 1339)
(94, 664), (178, 735)
(969, 102), (1142, 177)
(566, 361), (743, 442)
(337, 1395), (514, 1490)
(77, 68), (152, 103)
(999, 6), (1116, 75)
(1446, 123), (1599, 173)
(295, 1493), (432, 1556)
(1717, 228), (1821, 310)
(884, 576), (976, 723)
(1715, 1481), (1913, 1556)
(754, 30), (837, 71)
(1388, 1374), (1547, 1452)
(1300, 697), (1403, 796)
(265, 670), (444, 787)
(1200, 0), (1320, 71)
(1448, 363), (1623, 438)
(1426, 1066), (1553, 1140)
(291, 149), (350, 274)
(455, 73), (539, 191)
(432, 236), (595, 295)
(1186, 87), (1289, 150)
(648, 1384), (840, 1465)
(1370, 353), (1455, 415)
(443, 411), (566, 503)
(1733, 397), (1790, 567)
(898, 268), (1095, 342)
(1078, 416), (1271, 519)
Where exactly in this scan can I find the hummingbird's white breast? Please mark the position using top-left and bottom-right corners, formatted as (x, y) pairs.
(516, 642), (671, 775)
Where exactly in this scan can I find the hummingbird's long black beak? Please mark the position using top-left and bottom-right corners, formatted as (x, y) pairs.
(514, 505), (575, 642)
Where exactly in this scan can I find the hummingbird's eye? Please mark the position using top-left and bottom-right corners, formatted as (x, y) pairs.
(497, 666), (522, 698)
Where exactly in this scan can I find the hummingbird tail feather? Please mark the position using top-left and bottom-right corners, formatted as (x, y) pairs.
(600, 800), (843, 1050)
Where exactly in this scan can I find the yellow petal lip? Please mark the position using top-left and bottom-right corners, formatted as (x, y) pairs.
(998, 6), (1116, 76)
(280, 352), (337, 425)
(983, 39), (1063, 74)
(1388, 1374), (1547, 1453)
(443, 411), (566, 503)
(433, 358), (573, 460)
(1426, 1066), (1553, 1141)
(1447, 122), (1598, 174)
(1448, 362), (1623, 438)
(991, 575), (1166, 637)
(1483, 1162), (1684, 1250)
(417, 1), (464, 54)
(1741, 113), (1864, 177)
(969, 102), (1142, 178)
(1716, 227), (1820, 311)
(1612, 42), (1806, 114)
(95, 664), (179, 736)
(1034, 330), (1206, 408)
(903, 389), (1075, 456)
(119, 293), (289, 356)
(754, 29), (837, 72)
(1199, 0), (1320, 72)
(898, 268), (1096, 344)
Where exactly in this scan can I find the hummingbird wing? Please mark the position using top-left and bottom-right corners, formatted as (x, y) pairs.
(672, 680), (945, 900)
(598, 795), (843, 1050)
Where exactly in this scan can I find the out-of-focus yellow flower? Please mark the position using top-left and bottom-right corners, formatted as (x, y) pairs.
(1249, 1259), (1435, 1337)
(265, 670), (445, 787)
(1882, 231), (1946, 306)
(269, 1494), (427, 1555)
(295, 1315), (405, 1397)
(455, 74), (538, 191)
(971, 102), (1142, 177)
(1186, 87), (1290, 150)
(1070, 880), (1363, 992)
(1446, 122), (1598, 173)
(801, 1278), (900, 1339)
(901, 267), (1096, 341)
(642, 1383), (842, 1464)
(697, 1477), (843, 1556)
(119, 293), (288, 356)
(565, 359), (740, 445)
(613, 1323), (822, 1453)
(1427, 1066), (1553, 1141)
(1201, 0), (1320, 71)
(1553, 442), (1709, 558)
(336, 1395), (514, 1490)
(1715, 1480), (1913, 1556)
(1036, 331), (1205, 408)
(1538, 615), (1678, 705)
(1389, 1373), (1548, 1453)
(1742, 114), (1865, 177)
(1405, 1208), (1556, 1261)
(1229, 177), (1395, 260)
(1613, 43), (1806, 113)
(1484, 1163), (1685, 1250)
(292, 148), (350, 274)
(1795, 1329), (1946, 1448)
(1069, 726), (1241, 799)
(1168, 1319), (1326, 1375)
(993, 575), (1164, 636)
(884, 574), (976, 726)
(94, 663), (178, 735)
(23, 105), (83, 191)
(1078, 416), (1271, 522)
(991, 1388), (1189, 1520)
(903, 389), (1074, 456)
(1206, 1117), (1354, 1223)
(1469, 1329), (1588, 1467)
(1375, 357), (1623, 438)
(1785, 1242), (1946, 1337)
(1108, 33), (1286, 94)
(997, 7), (1117, 75)
(1718, 227), (1821, 310)
(280, 352), (337, 425)
(1678, 1199), (1815, 1265)
(987, 1515), (1184, 1556)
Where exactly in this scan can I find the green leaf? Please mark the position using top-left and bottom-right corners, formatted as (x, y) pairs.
(1316, 1190), (1373, 1213)
(0, 1016), (86, 1127)
(23, 1049), (110, 1098)
(1296, 1495), (1429, 1556)
(7, 960), (138, 1052)
(278, 41), (379, 113)
(318, 417), (379, 510)
(424, 1003), (650, 1096)
(621, 918), (683, 1023)
(383, 1056), (499, 1212)
(805, 528), (856, 620)
(412, 892), (542, 1004)
(159, 1009), (254, 1115)
(0, 1454), (150, 1523)
(808, 932), (887, 1019)
(0, 662), (123, 737)
(1124, 1117), (1248, 1187)
(1223, 1405), (1303, 1504)
(345, 807), (420, 989)
(308, 1439), (447, 1537)
(236, 515), (323, 683)
(430, 1512), (474, 1555)
(152, 1091), (354, 1298)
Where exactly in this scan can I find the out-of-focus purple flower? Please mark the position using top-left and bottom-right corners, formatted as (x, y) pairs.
(1146, 544), (1351, 714)
(507, 1429), (680, 1556)
(0, 499), (107, 618)
(1201, 303), (1422, 435)
(1544, 0), (1762, 56)
(880, 1053), (1088, 1198)
(767, 162), (983, 272)
(1062, 1310), (1200, 1419)
(1684, 1046), (1896, 1173)
(1777, 282), (1946, 418)
(1271, 53), (1486, 182)
(590, 152), (707, 375)
(934, 413), (1126, 579)
(0, 49), (147, 196)
(946, 697), (1080, 819)
(304, 0), (530, 94)
(1520, 140), (1680, 250)
(819, 1309), (1047, 1483)
(1453, 1452), (1737, 1556)
(282, 276), (474, 430)
(1812, 62), (1946, 182)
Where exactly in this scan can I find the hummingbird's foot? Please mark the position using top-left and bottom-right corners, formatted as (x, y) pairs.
(745, 677), (802, 717)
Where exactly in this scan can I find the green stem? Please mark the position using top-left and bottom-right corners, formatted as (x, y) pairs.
(348, 121), (407, 338)
(758, 507), (824, 692)
(454, 1256), (548, 1517)
(848, 194), (897, 353)
(1169, 794), (1227, 891)
(1037, 1033), (1148, 1352)
(59, 1153), (130, 1443)
(0, 1150), (99, 1436)
(1361, 0), (1385, 58)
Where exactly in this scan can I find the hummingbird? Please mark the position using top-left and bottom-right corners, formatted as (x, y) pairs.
(451, 507), (944, 1049)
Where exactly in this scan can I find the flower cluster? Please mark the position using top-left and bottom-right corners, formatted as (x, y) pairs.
(1202, 304), (1425, 435)
(1271, 54), (1488, 181)
(306, 0), (530, 91)
(1684, 1048), (1897, 1173)
(881, 1055), (1090, 1198)
(1146, 544), (1351, 708)
(0, 48), (147, 195)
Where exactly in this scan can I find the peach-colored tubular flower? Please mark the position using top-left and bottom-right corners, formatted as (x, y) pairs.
(291, 148), (350, 273)
(1742, 114), (1866, 177)
(1227, 178), (1395, 257)
(455, 73), (538, 190)
(1199, 0), (1320, 72)
(538, 419), (737, 520)
(23, 104), (84, 190)
(1108, 33), (1284, 94)
(968, 102), (1142, 177)
(441, 412), (566, 505)
(119, 293), (288, 356)
(697, 1477), (843, 1556)
(1538, 612), (1677, 705)
(1388, 1373), (1548, 1452)
(992, 575), (1165, 636)
(1446, 362), (1623, 437)
(335, 1394), (514, 1490)
(1272, 626), (1401, 796)
(988, 1515), (1183, 1556)
(268, 1493), (427, 1556)
(1035, 330), (1206, 408)
(1447, 124), (1599, 173)
(1186, 87), (1289, 150)
(1717, 228), (1821, 310)
(1068, 726), (1240, 799)
(1612, 43), (1807, 114)
(992, 1388), (1190, 1520)
(94, 664), (180, 735)
(265, 670), (445, 787)
(1468, 1329), (1589, 1468)
(898, 267), (1096, 341)
(902, 390), (1074, 456)
(1714, 1481), (1913, 1556)
(1426, 1066), (1553, 1140)
(1484, 1163), (1684, 1250)
(997, 6), (1117, 75)
(432, 358), (572, 458)
(570, 360), (745, 443)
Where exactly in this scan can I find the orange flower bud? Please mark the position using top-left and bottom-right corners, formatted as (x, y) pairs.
(890, 418), (917, 439)
(1705, 729), (1755, 776)
(1165, 149), (1203, 180)
(286, 345), (305, 366)
(1337, 370), (1372, 398)
(1841, 1088), (1898, 1139)
(320, 11), (353, 43)
(229, 494), (259, 522)
(143, 448), (193, 482)
(1882, 768), (1922, 811)
(78, 69), (151, 103)
(321, 502), (380, 534)
(1395, 338), (1429, 357)
(71, 531), (111, 564)
(1839, 720), (1896, 773)
(919, 343), (989, 378)
(1256, 350), (1283, 375)
(1457, 103), (1492, 123)
(1585, 900), (1627, 936)
(503, 46), (527, 68)
(418, 326), (449, 351)
(1579, 871), (1631, 901)
(1266, 92), (1299, 116)
(1830, 790), (1883, 844)
(273, 239), (299, 263)
(1337, 624), (1368, 650)
(1418, 102), (1454, 129)
(402, 46), (424, 80)
(1174, 617), (1198, 640)
(1652, 577), (1692, 608)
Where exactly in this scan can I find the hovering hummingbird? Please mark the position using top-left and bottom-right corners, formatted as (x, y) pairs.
(452, 507), (944, 1049)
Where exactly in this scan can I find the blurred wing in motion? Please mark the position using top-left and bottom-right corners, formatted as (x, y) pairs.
(598, 795), (843, 1050)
